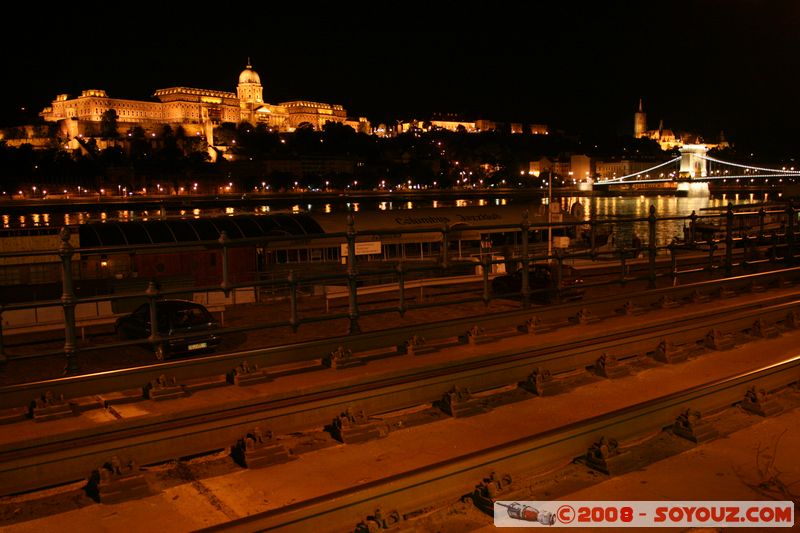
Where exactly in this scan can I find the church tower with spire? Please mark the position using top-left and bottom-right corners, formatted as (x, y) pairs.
(634, 98), (647, 138)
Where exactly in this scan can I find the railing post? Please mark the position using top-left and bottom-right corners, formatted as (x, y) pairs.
(771, 231), (778, 263)
(742, 234), (751, 267)
(520, 210), (530, 309)
(481, 253), (491, 306)
(708, 242), (716, 276)
(589, 216), (597, 260)
(288, 270), (298, 332)
(440, 224), (449, 269)
(648, 204), (657, 289)
(669, 243), (678, 284)
(60, 227), (79, 375)
(146, 280), (162, 359)
(396, 262), (406, 317)
(219, 230), (231, 297)
(725, 202), (734, 277)
(0, 304), (6, 365)
(786, 201), (795, 266)
(346, 212), (361, 334)
(554, 249), (564, 303)
(758, 207), (766, 242)
(688, 210), (697, 246)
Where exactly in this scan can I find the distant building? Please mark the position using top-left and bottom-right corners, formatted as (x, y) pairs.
(529, 157), (554, 177)
(397, 118), (477, 133)
(475, 119), (497, 131)
(595, 159), (661, 180)
(344, 117), (372, 134)
(552, 158), (570, 177)
(398, 117), (547, 136)
(569, 154), (593, 181)
(373, 123), (389, 137)
(39, 61), (354, 154)
(633, 99), (728, 151)
(529, 124), (549, 135)
(529, 154), (593, 180)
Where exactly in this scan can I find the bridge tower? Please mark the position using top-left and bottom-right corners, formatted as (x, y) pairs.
(679, 144), (708, 178)
(678, 144), (709, 196)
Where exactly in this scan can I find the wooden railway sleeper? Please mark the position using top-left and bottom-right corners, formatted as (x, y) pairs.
(354, 507), (404, 532)
(752, 318), (780, 339)
(464, 472), (516, 514)
(704, 328), (737, 350)
(144, 374), (186, 400)
(594, 352), (632, 379)
(672, 409), (719, 443)
(86, 456), (152, 504)
(517, 315), (558, 334)
(227, 359), (270, 385)
(324, 345), (364, 369)
(438, 385), (489, 418)
(397, 334), (436, 356)
(651, 338), (692, 364)
(582, 436), (641, 476)
(232, 427), (294, 468)
(330, 407), (389, 444)
(521, 367), (575, 396)
(740, 386), (783, 417)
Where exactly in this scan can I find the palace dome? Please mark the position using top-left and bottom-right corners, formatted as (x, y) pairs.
(238, 62), (261, 85)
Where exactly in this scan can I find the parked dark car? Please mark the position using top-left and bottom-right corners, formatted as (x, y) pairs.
(116, 300), (220, 359)
(491, 263), (584, 303)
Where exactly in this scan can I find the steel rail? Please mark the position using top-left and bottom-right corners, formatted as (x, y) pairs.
(1, 294), (799, 496)
(199, 355), (800, 533)
(1, 267), (799, 407)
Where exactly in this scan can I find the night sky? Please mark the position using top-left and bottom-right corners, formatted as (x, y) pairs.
(4, 3), (800, 156)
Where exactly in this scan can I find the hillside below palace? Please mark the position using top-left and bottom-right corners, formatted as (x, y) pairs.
(39, 61), (367, 152)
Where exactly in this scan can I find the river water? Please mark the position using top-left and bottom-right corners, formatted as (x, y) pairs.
(570, 193), (773, 246)
(1, 191), (776, 247)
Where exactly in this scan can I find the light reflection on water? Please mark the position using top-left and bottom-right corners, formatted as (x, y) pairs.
(0, 194), (773, 244)
(561, 195), (762, 246)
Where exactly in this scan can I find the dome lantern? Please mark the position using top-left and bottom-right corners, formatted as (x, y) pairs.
(238, 60), (261, 85)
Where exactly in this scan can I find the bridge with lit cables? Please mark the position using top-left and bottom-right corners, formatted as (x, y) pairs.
(597, 145), (800, 188)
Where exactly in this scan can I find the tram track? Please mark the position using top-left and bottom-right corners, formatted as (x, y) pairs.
(2, 267), (799, 407)
(1, 281), (800, 497)
(197, 355), (800, 533)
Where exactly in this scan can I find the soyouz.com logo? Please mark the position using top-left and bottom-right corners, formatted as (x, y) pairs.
(494, 501), (794, 527)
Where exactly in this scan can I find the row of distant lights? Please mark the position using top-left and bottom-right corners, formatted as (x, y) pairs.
(250, 179), (449, 192)
(4, 183), (202, 197)
(8, 177), (795, 199)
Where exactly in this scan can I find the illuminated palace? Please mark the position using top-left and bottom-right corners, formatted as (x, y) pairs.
(40, 61), (366, 144)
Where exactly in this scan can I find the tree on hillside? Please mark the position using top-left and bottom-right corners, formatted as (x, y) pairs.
(100, 109), (119, 139)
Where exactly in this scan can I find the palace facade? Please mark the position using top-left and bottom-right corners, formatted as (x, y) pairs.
(40, 62), (358, 137)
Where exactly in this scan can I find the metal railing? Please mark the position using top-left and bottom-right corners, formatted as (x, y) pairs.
(0, 202), (797, 374)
